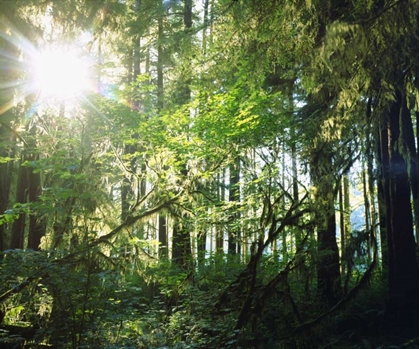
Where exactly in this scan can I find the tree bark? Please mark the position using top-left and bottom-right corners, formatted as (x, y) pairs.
(27, 154), (46, 250)
(311, 151), (342, 306)
(400, 92), (419, 244)
(228, 158), (240, 255)
(380, 88), (419, 335)
(216, 171), (225, 253)
(10, 160), (27, 249)
(171, 0), (193, 268)
(172, 213), (192, 268)
(0, 122), (14, 251)
(158, 214), (167, 258)
(377, 124), (389, 272)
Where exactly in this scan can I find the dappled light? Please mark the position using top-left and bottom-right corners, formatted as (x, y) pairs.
(0, 1), (417, 349)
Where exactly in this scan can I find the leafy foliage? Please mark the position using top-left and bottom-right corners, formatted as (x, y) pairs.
(0, 0), (417, 348)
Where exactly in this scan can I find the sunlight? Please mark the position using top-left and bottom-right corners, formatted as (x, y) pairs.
(33, 47), (91, 100)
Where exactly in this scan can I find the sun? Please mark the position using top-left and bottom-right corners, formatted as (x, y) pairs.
(33, 47), (92, 100)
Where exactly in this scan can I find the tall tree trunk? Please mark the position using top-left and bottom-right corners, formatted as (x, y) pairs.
(132, 0), (141, 111)
(380, 89), (419, 335)
(365, 97), (378, 262)
(156, 1), (167, 258)
(0, 122), (14, 251)
(158, 215), (167, 258)
(172, 215), (192, 268)
(228, 158), (240, 256)
(339, 180), (345, 276)
(377, 125), (389, 272)
(122, 0), (142, 223)
(400, 91), (419, 244)
(362, 163), (372, 263)
(202, 0), (209, 55)
(311, 151), (342, 306)
(157, 9), (164, 111)
(291, 128), (300, 249)
(27, 154), (46, 250)
(216, 171), (225, 254)
(342, 173), (352, 294)
(171, 0), (193, 268)
(10, 160), (27, 249)
(196, 227), (206, 268)
(26, 121), (47, 251)
(121, 148), (135, 223)
(281, 139), (287, 261)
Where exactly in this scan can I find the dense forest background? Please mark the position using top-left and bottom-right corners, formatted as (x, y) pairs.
(0, 0), (418, 348)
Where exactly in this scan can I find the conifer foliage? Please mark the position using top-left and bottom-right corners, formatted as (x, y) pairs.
(0, 0), (417, 348)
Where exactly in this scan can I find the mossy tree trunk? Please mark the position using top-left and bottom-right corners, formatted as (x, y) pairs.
(311, 150), (342, 306)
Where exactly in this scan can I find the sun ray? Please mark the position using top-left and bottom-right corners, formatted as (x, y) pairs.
(32, 47), (92, 101)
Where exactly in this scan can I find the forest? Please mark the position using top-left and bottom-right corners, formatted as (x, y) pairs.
(0, 0), (418, 348)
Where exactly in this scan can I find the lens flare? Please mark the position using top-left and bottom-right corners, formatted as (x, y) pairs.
(33, 48), (91, 100)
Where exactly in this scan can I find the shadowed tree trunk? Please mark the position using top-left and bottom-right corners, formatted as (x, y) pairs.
(216, 171), (225, 254)
(10, 159), (28, 249)
(400, 91), (419, 243)
(158, 215), (168, 258)
(172, 213), (192, 268)
(311, 150), (342, 306)
(228, 158), (240, 256)
(0, 122), (14, 252)
(379, 88), (419, 336)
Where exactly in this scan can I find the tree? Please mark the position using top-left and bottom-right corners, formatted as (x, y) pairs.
(0, 1), (417, 348)
(171, 0), (194, 269)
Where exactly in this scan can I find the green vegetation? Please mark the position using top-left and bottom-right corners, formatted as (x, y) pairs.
(0, 0), (418, 348)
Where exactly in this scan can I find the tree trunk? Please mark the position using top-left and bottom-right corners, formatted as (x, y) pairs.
(121, 0), (143, 223)
(291, 128), (300, 249)
(0, 122), (14, 251)
(171, 0), (193, 268)
(27, 154), (46, 250)
(197, 229), (206, 267)
(281, 140), (287, 261)
(400, 92), (419, 244)
(216, 171), (225, 254)
(202, 0), (209, 55)
(377, 125), (389, 272)
(311, 151), (342, 306)
(381, 89), (419, 335)
(228, 158), (240, 255)
(172, 215), (192, 268)
(339, 180), (345, 276)
(365, 97), (378, 262)
(156, 1), (167, 257)
(121, 146), (135, 223)
(158, 214), (167, 258)
(10, 160), (27, 249)
(362, 163), (372, 263)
